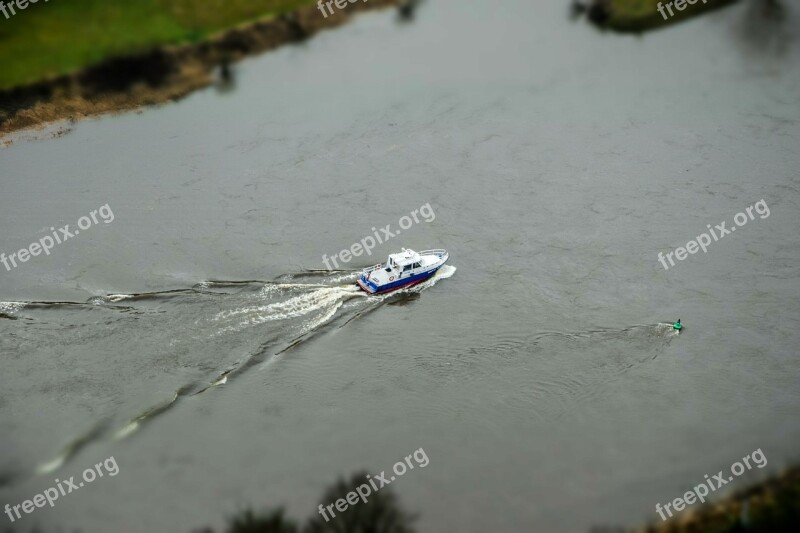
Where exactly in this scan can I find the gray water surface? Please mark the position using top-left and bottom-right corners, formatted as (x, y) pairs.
(1, 0), (799, 531)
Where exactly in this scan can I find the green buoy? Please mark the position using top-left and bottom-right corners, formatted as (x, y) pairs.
(673, 318), (683, 331)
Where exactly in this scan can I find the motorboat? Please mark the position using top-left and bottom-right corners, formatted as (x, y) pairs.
(357, 248), (448, 294)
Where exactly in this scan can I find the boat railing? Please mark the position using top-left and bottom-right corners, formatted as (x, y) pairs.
(419, 249), (448, 259)
(362, 263), (384, 274)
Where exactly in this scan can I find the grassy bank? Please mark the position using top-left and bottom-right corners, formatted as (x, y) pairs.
(642, 465), (800, 532)
(590, 0), (740, 32)
(0, 0), (405, 139)
(0, 0), (317, 90)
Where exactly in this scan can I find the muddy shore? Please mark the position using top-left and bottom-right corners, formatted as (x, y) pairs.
(0, 0), (407, 142)
(640, 465), (800, 532)
(582, 0), (740, 32)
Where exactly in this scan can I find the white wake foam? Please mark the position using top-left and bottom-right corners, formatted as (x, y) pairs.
(0, 301), (24, 314)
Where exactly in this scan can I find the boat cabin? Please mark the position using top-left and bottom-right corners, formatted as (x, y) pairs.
(386, 248), (422, 276)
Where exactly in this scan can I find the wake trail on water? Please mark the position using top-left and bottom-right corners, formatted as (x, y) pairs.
(0, 265), (456, 484)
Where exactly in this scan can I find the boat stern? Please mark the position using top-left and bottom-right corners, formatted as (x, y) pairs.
(357, 273), (378, 294)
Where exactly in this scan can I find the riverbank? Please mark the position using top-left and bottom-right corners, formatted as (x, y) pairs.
(584, 0), (740, 32)
(641, 465), (800, 532)
(0, 0), (407, 142)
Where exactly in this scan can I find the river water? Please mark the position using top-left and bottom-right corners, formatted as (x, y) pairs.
(1, 0), (799, 531)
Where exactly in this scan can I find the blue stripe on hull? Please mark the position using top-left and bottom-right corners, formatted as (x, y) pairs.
(360, 267), (440, 294)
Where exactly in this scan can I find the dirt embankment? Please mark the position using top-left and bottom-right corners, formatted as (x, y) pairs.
(0, 0), (408, 140)
(578, 0), (740, 32)
(640, 465), (800, 532)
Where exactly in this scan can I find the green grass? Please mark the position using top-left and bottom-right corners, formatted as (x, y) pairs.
(603, 0), (739, 32)
(0, 0), (317, 89)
